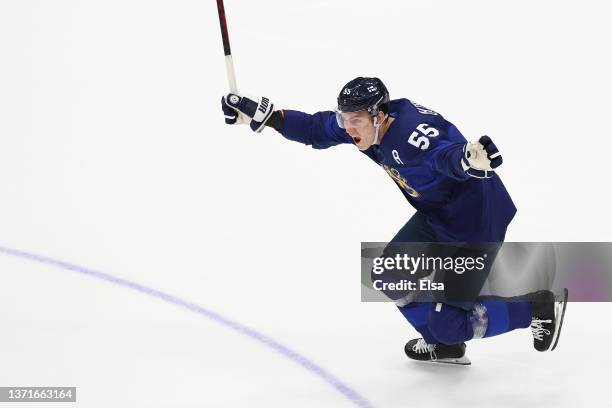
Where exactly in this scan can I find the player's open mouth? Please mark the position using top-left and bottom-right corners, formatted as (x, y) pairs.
(354, 136), (361, 144)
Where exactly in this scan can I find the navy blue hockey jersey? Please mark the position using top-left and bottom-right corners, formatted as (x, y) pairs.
(277, 98), (516, 242)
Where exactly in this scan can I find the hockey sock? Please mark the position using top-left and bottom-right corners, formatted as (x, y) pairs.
(478, 299), (532, 337)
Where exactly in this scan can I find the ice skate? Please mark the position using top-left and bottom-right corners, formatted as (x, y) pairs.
(529, 288), (568, 352)
(404, 338), (471, 365)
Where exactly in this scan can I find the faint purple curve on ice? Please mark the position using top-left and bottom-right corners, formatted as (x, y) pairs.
(0, 245), (374, 408)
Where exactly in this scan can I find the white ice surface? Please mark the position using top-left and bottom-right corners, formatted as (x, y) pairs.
(1, 1), (611, 407)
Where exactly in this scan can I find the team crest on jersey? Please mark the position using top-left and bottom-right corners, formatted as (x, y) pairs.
(382, 165), (420, 198)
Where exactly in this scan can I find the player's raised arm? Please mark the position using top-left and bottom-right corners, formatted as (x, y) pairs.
(425, 127), (505, 180)
(221, 92), (352, 149)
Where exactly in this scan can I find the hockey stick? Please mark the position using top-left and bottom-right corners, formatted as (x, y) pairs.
(216, 0), (238, 93)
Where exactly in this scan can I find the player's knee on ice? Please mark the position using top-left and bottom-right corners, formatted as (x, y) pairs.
(427, 303), (474, 345)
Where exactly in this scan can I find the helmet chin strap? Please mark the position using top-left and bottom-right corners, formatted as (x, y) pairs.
(371, 113), (388, 146)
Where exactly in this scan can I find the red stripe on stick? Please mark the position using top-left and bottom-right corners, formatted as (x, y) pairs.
(217, 0), (232, 56)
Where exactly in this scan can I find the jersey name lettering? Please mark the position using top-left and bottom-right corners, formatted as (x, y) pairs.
(409, 100), (439, 116)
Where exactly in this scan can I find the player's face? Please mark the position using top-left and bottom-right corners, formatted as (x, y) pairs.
(339, 111), (376, 150)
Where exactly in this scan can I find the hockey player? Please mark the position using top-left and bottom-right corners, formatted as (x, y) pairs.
(220, 77), (567, 365)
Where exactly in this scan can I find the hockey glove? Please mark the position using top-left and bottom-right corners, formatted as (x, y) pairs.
(222, 93), (274, 133)
(221, 95), (248, 125)
(461, 136), (503, 179)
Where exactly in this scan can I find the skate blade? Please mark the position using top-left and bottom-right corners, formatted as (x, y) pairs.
(415, 356), (472, 366)
(550, 288), (568, 351)
(436, 356), (472, 365)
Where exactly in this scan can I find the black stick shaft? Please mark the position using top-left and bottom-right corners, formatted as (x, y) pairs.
(216, 0), (232, 56)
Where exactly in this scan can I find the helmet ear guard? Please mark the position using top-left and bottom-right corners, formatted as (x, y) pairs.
(367, 94), (389, 117)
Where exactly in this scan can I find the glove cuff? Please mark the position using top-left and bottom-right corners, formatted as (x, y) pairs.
(250, 97), (274, 133)
(462, 143), (493, 179)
